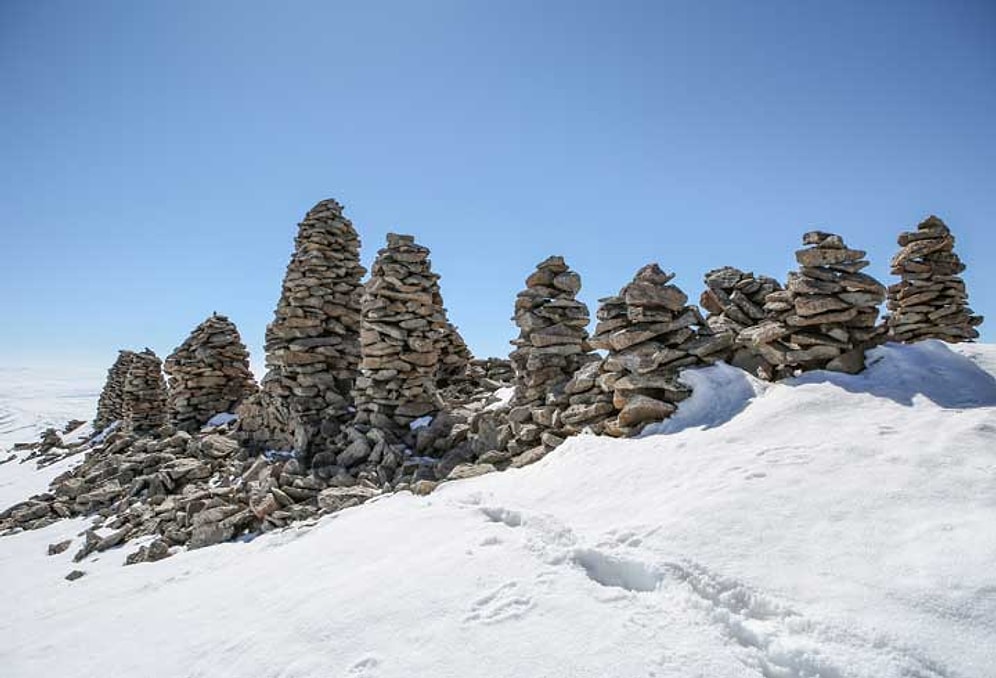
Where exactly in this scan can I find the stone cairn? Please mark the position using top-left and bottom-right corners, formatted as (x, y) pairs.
(436, 321), (474, 388)
(886, 216), (984, 343)
(507, 256), (593, 454)
(164, 314), (257, 433)
(353, 233), (448, 434)
(93, 350), (137, 431)
(741, 232), (886, 376)
(589, 264), (703, 435)
(122, 349), (169, 436)
(239, 199), (366, 457)
(699, 266), (784, 378)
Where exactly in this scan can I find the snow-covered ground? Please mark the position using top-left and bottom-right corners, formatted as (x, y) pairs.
(1, 343), (995, 678)
(0, 364), (101, 509)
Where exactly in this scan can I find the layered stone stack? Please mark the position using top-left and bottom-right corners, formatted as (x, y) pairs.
(122, 349), (169, 436)
(699, 267), (784, 377)
(507, 256), (592, 452)
(589, 264), (701, 435)
(436, 321), (474, 387)
(886, 216), (984, 343)
(93, 350), (137, 431)
(352, 233), (447, 433)
(164, 314), (258, 432)
(740, 232), (886, 375)
(242, 199), (366, 457)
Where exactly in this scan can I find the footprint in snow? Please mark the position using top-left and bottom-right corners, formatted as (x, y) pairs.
(347, 655), (380, 676)
(464, 581), (535, 625)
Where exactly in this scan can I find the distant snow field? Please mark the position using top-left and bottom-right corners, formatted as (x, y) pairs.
(1, 343), (995, 678)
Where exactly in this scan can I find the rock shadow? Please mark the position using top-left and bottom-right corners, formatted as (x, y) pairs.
(788, 340), (996, 409)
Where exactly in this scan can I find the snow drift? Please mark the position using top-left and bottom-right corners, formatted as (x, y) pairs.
(1, 342), (994, 678)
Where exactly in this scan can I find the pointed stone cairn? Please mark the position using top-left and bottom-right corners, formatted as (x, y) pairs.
(122, 349), (169, 436)
(589, 264), (701, 435)
(507, 256), (593, 453)
(93, 350), (137, 431)
(352, 233), (448, 434)
(164, 314), (258, 433)
(699, 266), (784, 378)
(436, 322), (474, 387)
(886, 216), (984, 343)
(242, 199), (366, 457)
(740, 232), (886, 376)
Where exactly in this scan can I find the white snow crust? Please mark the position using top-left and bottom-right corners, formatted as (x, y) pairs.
(1, 342), (995, 678)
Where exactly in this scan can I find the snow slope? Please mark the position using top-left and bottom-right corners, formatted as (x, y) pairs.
(1, 342), (995, 678)
(0, 364), (101, 509)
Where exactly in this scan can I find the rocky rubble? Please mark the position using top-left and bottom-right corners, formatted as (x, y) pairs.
(0, 418), (383, 563)
(123, 350), (169, 436)
(740, 232), (887, 376)
(507, 256), (594, 455)
(93, 350), (137, 431)
(886, 216), (984, 343)
(239, 199), (366, 458)
(164, 314), (257, 432)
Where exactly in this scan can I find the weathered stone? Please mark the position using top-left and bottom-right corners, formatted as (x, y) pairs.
(887, 216), (983, 343)
(165, 314), (257, 433)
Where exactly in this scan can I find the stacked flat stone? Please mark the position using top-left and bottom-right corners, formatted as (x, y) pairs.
(466, 358), (513, 386)
(699, 267), (784, 377)
(93, 350), (137, 431)
(741, 232), (886, 375)
(886, 216), (983, 343)
(165, 314), (258, 433)
(353, 233), (447, 433)
(248, 199), (366, 457)
(589, 264), (699, 435)
(507, 256), (592, 451)
(436, 321), (474, 387)
(122, 349), (169, 436)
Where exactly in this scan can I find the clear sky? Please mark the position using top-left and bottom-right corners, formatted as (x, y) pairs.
(1, 0), (993, 373)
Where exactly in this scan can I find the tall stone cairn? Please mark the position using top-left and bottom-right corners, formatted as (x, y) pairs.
(699, 266), (784, 378)
(886, 216), (983, 343)
(122, 349), (169, 436)
(164, 314), (258, 432)
(353, 233), (447, 433)
(93, 350), (137, 431)
(507, 256), (592, 452)
(740, 231), (887, 375)
(436, 321), (474, 387)
(248, 199), (366, 456)
(589, 264), (701, 435)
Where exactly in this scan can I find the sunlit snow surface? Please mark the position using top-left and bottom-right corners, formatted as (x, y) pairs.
(0, 364), (101, 510)
(1, 343), (995, 678)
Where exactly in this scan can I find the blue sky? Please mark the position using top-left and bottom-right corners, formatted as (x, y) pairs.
(1, 0), (993, 371)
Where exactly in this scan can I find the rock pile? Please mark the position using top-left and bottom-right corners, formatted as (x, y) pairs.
(164, 314), (257, 432)
(589, 264), (702, 434)
(886, 216), (984, 343)
(122, 349), (169, 436)
(740, 232), (886, 375)
(352, 233), (447, 434)
(699, 266), (784, 377)
(241, 199), (366, 457)
(93, 350), (137, 431)
(507, 256), (593, 453)
(0, 418), (382, 563)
